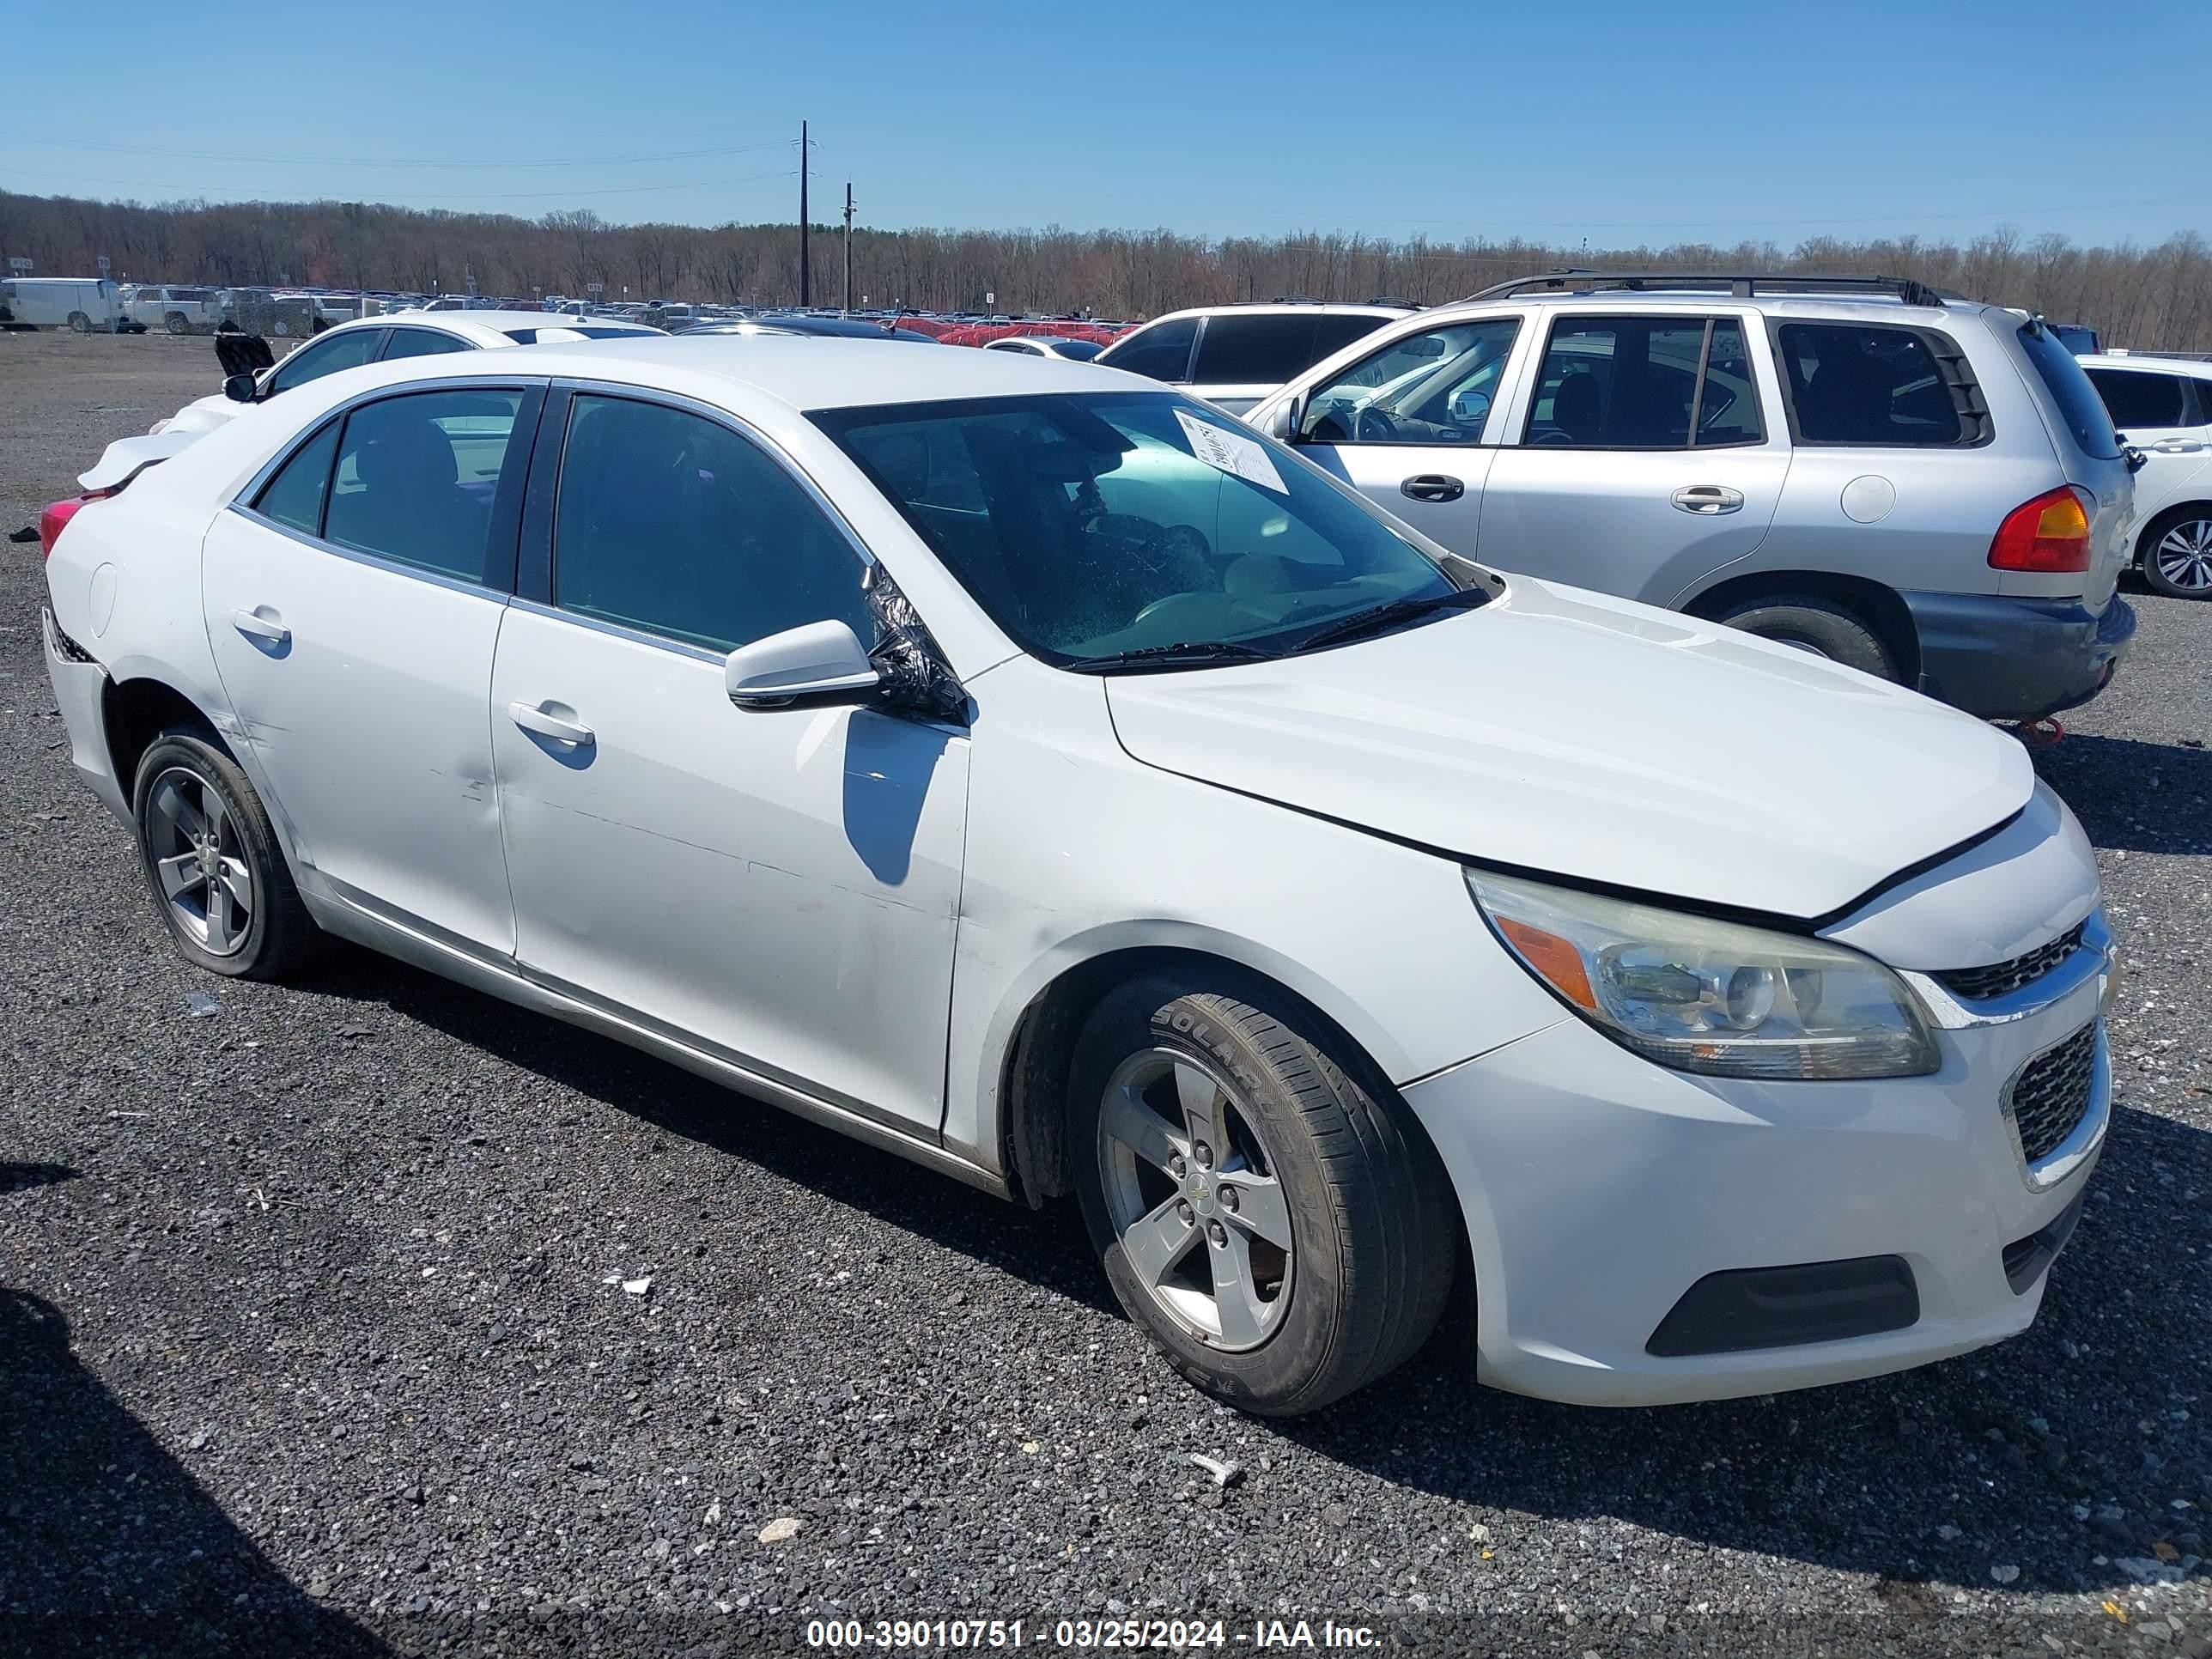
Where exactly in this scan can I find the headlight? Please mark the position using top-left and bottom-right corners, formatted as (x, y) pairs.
(1466, 870), (1939, 1080)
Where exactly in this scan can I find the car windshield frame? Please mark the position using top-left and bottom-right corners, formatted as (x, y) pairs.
(810, 390), (1463, 671)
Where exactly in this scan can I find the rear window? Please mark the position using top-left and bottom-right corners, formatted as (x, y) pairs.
(1776, 323), (1967, 447)
(2017, 325), (2123, 459)
(500, 325), (648, 343)
(1191, 313), (1391, 386)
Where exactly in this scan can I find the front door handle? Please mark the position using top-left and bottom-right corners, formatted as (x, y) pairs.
(1400, 473), (1465, 503)
(2149, 439), (2206, 453)
(1671, 484), (1746, 515)
(231, 606), (290, 647)
(509, 701), (594, 746)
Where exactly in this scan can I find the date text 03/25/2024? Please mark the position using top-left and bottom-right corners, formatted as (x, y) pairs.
(803, 1618), (1382, 1650)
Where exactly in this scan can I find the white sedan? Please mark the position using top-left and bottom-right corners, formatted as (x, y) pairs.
(40, 337), (2112, 1413)
(149, 309), (659, 436)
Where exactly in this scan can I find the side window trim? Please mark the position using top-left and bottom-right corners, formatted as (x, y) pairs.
(516, 378), (880, 656)
(1764, 319), (1992, 449)
(228, 375), (549, 599)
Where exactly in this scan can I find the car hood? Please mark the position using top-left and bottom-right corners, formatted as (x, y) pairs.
(1104, 577), (2035, 921)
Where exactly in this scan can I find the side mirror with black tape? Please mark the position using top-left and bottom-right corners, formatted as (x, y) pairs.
(222, 373), (259, 404)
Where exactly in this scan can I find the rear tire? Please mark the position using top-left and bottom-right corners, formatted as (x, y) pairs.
(131, 732), (319, 981)
(66, 312), (90, 334)
(1717, 593), (1898, 679)
(164, 312), (189, 335)
(2138, 507), (2212, 599)
(1069, 972), (1458, 1416)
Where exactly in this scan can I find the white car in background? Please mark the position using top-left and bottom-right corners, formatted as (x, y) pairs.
(2080, 353), (2212, 597)
(121, 285), (223, 334)
(149, 310), (659, 436)
(1093, 301), (1410, 414)
(42, 338), (2112, 1415)
(983, 334), (1107, 362)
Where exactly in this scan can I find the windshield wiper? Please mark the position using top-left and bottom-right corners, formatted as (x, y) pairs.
(1060, 640), (1281, 674)
(1291, 585), (1492, 653)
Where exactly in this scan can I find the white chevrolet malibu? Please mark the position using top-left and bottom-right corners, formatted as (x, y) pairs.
(39, 338), (2113, 1415)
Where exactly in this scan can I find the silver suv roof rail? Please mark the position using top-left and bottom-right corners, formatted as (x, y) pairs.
(1463, 270), (1954, 309)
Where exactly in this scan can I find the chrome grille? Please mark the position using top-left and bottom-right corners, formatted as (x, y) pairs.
(2008, 1023), (2098, 1164)
(1936, 922), (2086, 1002)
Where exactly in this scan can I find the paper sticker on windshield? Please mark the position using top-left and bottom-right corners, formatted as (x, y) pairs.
(1174, 409), (1286, 495)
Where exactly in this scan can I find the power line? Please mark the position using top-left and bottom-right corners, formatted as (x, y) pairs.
(0, 167), (799, 204)
(1, 133), (803, 170)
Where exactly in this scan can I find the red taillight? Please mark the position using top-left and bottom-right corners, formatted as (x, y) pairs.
(36, 487), (115, 559)
(1989, 486), (2094, 573)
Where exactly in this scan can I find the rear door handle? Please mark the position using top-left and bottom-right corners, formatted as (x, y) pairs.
(231, 606), (290, 647)
(1400, 473), (1465, 503)
(1671, 484), (1746, 514)
(509, 701), (594, 746)
(2149, 439), (2206, 453)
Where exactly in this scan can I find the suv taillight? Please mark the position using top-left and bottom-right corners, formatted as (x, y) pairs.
(1990, 486), (2094, 573)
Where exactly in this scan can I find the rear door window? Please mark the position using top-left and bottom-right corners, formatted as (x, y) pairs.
(1522, 316), (1765, 448)
(1097, 316), (1198, 382)
(2086, 368), (2191, 431)
(325, 389), (525, 583)
(1776, 323), (1970, 447)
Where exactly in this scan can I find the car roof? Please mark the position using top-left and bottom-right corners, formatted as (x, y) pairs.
(2079, 351), (2212, 378)
(344, 333), (1152, 410)
(1138, 302), (1413, 325)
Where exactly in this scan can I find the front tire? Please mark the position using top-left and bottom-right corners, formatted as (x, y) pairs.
(1717, 593), (1898, 678)
(131, 732), (318, 980)
(2139, 507), (2212, 599)
(1070, 974), (1458, 1416)
(165, 312), (190, 335)
(66, 312), (91, 334)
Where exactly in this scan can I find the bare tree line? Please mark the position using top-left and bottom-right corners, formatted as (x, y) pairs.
(3, 190), (2209, 348)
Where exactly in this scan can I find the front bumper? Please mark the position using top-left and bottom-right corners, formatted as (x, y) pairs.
(1402, 933), (2112, 1407)
(40, 606), (128, 822)
(1905, 591), (2136, 722)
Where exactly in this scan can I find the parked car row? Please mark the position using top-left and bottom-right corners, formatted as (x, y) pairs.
(39, 286), (2126, 1417)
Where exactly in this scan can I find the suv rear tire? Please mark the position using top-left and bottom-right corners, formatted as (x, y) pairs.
(1069, 972), (1458, 1416)
(1717, 594), (1898, 679)
(131, 732), (319, 981)
(2138, 506), (2212, 600)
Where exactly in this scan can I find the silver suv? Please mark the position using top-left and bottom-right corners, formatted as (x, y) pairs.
(1247, 272), (2139, 721)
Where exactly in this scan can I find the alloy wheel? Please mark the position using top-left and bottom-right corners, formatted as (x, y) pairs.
(1097, 1048), (1294, 1351)
(2154, 519), (2212, 592)
(146, 765), (255, 957)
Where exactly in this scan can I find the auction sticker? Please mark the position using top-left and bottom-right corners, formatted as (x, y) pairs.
(1174, 409), (1287, 494)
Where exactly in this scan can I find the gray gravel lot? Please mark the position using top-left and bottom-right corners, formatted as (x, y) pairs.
(2, 331), (2208, 1658)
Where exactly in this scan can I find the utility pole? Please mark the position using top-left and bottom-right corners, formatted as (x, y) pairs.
(798, 119), (811, 308)
(842, 183), (854, 313)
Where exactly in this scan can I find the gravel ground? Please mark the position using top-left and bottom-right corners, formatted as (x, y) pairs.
(2, 331), (2208, 1658)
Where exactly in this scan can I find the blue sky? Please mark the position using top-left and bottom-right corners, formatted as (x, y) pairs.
(4, 0), (2206, 249)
